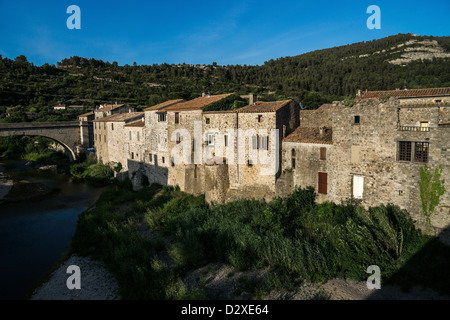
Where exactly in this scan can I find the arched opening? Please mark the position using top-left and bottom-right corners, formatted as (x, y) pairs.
(0, 134), (76, 162)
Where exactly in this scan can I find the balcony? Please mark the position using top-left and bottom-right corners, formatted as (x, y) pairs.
(398, 125), (430, 132)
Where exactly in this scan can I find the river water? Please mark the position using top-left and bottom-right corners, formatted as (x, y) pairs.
(0, 161), (107, 300)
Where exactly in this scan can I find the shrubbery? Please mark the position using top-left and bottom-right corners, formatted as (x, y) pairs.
(69, 184), (450, 299)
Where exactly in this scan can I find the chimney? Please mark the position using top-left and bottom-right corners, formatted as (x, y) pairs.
(249, 93), (257, 105)
(202, 92), (205, 97)
(357, 89), (361, 97)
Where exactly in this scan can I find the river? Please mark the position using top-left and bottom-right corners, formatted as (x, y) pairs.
(0, 160), (108, 300)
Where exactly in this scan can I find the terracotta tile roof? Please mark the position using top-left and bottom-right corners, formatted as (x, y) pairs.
(163, 94), (234, 111)
(78, 111), (94, 117)
(356, 87), (450, 99)
(283, 127), (332, 144)
(97, 104), (127, 111)
(317, 104), (334, 111)
(125, 119), (145, 127)
(93, 112), (144, 122)
(236, 100), (292, 113)
(144, 99), (185, 111)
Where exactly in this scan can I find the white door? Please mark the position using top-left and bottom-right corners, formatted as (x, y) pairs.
(353, 175), (364, 199)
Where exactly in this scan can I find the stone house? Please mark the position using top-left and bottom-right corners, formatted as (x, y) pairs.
(94, 103), (134, 120)
(281, 87), (450, 236)
(92, 112), (144, 169)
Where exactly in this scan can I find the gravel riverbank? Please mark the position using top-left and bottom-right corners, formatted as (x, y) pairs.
(30, 255), (120, 300)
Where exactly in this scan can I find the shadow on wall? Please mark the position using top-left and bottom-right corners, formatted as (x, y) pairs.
(126, 159), (168, 189)
(367, 223), (450, 300)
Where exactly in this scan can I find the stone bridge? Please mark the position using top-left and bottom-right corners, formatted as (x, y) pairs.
(0, 121), (93, 161)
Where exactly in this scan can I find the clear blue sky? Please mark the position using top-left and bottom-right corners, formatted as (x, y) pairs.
(0, 0), (449, 66)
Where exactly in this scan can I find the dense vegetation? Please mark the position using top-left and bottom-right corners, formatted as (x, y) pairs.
(0, 136), (67, 163)
(69, 184), (450, 299)
(1, 33), (449, 119)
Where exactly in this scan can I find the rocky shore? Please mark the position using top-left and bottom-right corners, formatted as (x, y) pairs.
(30, 255), (120, 300)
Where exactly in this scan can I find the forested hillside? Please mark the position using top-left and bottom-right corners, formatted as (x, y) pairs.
(1, 33), (449, 121)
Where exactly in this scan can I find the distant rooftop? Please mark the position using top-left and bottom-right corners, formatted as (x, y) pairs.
(316, 104), (334, 111)
(356, 87), (450, 99)
(236, 100), (292, 113)
(93, 112), (143, 122)
(125, 118), (145, 127)
(97, 104), (127, 111)
(144, 99), (185, 111)
(283, 127), (332, 144)
(163, 93), (233, 111)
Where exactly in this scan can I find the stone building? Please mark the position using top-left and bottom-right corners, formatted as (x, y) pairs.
(282, 87), (450, 236)
(92, 112), (144, 169)
(91, 87), (449, 238)
(94, 103), (134, 120)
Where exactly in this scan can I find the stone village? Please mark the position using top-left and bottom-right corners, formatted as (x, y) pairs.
(85, 88), (450, 239)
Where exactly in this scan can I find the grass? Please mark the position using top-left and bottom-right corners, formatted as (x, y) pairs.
(68, 184), (450, 299)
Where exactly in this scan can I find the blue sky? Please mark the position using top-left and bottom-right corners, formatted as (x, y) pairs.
(0, 0), (449, 66)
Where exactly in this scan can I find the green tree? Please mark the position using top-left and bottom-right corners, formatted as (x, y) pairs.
(418, 165), (446, 227)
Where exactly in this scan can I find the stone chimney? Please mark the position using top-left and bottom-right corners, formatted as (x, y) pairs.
(202, 92), (206, 97)
(249, 93), (257, 105)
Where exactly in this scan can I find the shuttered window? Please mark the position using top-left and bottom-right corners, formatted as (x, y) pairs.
(318, 172), (327, 194)
(320, 147), (326, 160)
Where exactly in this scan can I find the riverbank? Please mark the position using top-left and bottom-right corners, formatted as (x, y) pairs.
(30, 254), (120, 300)
(54, 183), (450, 301)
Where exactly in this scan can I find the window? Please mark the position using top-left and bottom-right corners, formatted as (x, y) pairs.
(175, 112), (179, 124)
(129, 131), (132, 140)
(318, 172), (328, 194)
(104, 122), (106, 129)
(154, 154), (157, 164)
(258, 115), (263, 122)
(205, 117), (210, 124)
(94, 122), (97, 129)
(419, 121), (429, 132)
(320, 147), (326, 160)
(291, 149), (296, 169)
(252, 135), (268, 150)
(158, 112), (166, 122)
(149, 153), (152, 162)
(354, 115), (360, 124)
(353, 175), (364, 199)
(176, 132), (181, 144)
(111, 123), (114, 130)
(131, 152), (134, 160)
(248, 159), (253, 167)
(224, 135), (228, 147)
(398, 141), (412, 161)
(415, 142), (429, 162)
(104, 135), (106, 142)
(207, 133), (214, 146)
(162, 156), (165, 163)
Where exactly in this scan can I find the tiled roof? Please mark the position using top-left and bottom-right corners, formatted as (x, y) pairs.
(356, 87), (450, 99)
(125, 119), (145, 127)
(163, 94), (233, 111)
(317, 104), (334, 111)
(236, 100), (292, 113)
(144, 99), (185, 111)
(97, 104), (127, 111)
(283, 127), (332, 144)
(78, 111), (94, 117)
(93, 112), (144, 122)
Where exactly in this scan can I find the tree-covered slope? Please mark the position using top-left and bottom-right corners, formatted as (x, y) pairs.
(1, 33), (449, 119)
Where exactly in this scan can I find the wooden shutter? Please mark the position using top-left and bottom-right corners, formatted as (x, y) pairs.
(320, 147), (326, 160)
(318, 172), (327, 194)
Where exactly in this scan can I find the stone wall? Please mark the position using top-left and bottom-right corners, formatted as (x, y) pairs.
(285, 98), (450, 237)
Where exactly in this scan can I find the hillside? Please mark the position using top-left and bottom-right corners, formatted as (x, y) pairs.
(1, 33), (449, 120)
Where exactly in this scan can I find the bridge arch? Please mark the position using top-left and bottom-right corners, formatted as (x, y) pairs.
(0, 121), (86, 162)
